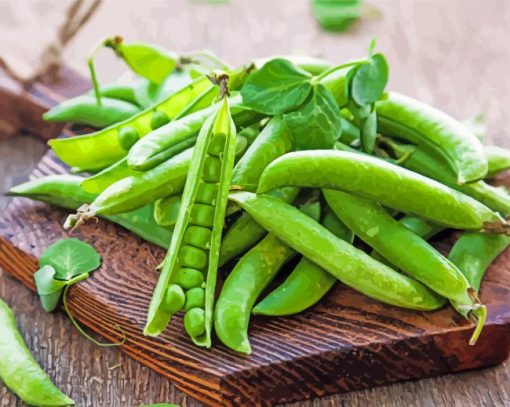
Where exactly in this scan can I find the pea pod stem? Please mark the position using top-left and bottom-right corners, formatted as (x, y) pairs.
(87, 39), (105, 106)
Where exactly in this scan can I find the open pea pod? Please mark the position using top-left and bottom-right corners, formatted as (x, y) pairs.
(145, 94), (236, 348)
(49, 66), (250, 172)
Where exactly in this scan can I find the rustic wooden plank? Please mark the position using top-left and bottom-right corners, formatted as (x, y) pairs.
(0, 151), (509, 405)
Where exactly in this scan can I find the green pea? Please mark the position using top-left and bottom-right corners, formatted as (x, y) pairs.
(202, 156), (222, 182)
(173, 268), (204, 289)
(151, 111), (170, 130)
(184, 308), (206, 338)
(179, 245), (208, 269)
(183, 226), (212, 249)
(195, 182), (218, 204)
(185, 287), (205, 311)
(118, 126), (140, 150)
(190, 204), (215, 227)
(208, 133), (227, 156)
(161, 284), (185, 313)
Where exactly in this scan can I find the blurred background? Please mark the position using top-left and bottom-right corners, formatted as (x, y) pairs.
(1, 1), (510, 405)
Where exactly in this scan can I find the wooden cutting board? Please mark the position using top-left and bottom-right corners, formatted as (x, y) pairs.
(1, 70), (509, 406)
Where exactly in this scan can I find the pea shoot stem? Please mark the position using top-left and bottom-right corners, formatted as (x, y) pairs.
(468, 304), (487, 345)
(63, 283), (127, 347)
(88, 39), (107, 106)
(313, 58), (368, 83)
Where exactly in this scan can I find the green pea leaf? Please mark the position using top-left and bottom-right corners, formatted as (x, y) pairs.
(39, 238), (101, 280)
(351, 53), (389, 106)
(284, 84), (342, 150)
(241, 58), (312, 115)
(117, 42), (178, 85)
(34, 265), (67, 312)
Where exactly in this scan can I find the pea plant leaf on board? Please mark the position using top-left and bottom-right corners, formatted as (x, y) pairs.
(39, 238), (101, 280)
(241, 58), (313, 115)
(35, 238), (102, 312)
(284, 83), (342, 150)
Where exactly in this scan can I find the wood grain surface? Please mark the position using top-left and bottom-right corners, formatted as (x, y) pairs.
(2, 0), (510, 406)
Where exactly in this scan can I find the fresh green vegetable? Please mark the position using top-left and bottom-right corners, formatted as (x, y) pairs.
(43, 96), (140, 128)
(145, 81), (236, 347)
(257, 150), (506, 230)
(485, 146), (510, 178)
(312, 0), (361, 32)
(229, 191), (445, 310)
(377, 92), (488, 184)
(8, 175), (173, 249)
(0, 298), (75, 406)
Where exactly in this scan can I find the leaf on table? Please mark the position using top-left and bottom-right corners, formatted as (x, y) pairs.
(39, 238), (101, 281)
(241, 58), (312, 115)
(284, 84), (342, 150)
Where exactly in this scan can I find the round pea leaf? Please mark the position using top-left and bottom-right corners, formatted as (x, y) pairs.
(39, 238), (101, 281)
(351, 53), (389, 106)
(284, 84), (342, 150)
(241, 58), (312, 115)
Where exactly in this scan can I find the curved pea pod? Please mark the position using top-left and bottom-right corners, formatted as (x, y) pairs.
(64, 149), (192, 229)
(253, 208), (353, 317)
(229, 191), (444, 310)
(376, 92), (488, 184)
(154, 195), (181, 227)
(128, 94), (261, 171)
(105, 38), (178, 85)
(145, 98), (236, 348)
(81, 157), (139, 195)
(218, 187), (299, 266)
(485, 146), (510, 178)
(385, 141), (510, 216)
(449, 232), (510, 292)
(257, 150), (507, 230)
(43, 96), (140, 128)
(99, 83), (139, 105)
(0, 298), (75, 406)
(48, 75), (218, 171)
(324, 189), (488, 345)
(232, 116), (293, 191)
(135, 69), (193, 108)
(215, 199), (321, 354)
(8, 175), (172, 249)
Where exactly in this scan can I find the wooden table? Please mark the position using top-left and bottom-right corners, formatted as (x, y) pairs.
(1, 1), (510, 405)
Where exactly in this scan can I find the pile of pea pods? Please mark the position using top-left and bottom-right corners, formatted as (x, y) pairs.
(11, 38), (510, 354)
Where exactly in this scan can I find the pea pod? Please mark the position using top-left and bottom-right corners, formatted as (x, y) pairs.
(229, 191), (445, 311)
(128, 94), (261, 171)
(485, 146), (510, 178)
(81, 157), (139, 194)
(449, 232), (510, 292)
(8, 175), (172, 249)
(145, 95), (236, 348)
(380, 139), (510, 216)
(253, 208), (353, 317)
(324, 189), (486, 343)
(231, 115), (293, 191)
(65, 148), (191, 228)
(0, 298), (75, 406)
(376, 92), (488, 184)
(43, 96), (140, 128)
(99, 83), (140, 105)
(154, 195), (181, 227)
(105, 37), (178, 85)
(257, 150), (507, 230)
(218, 187), (299, 266)
(215, 199), (321, 354)
(48, 74), (221, 171)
